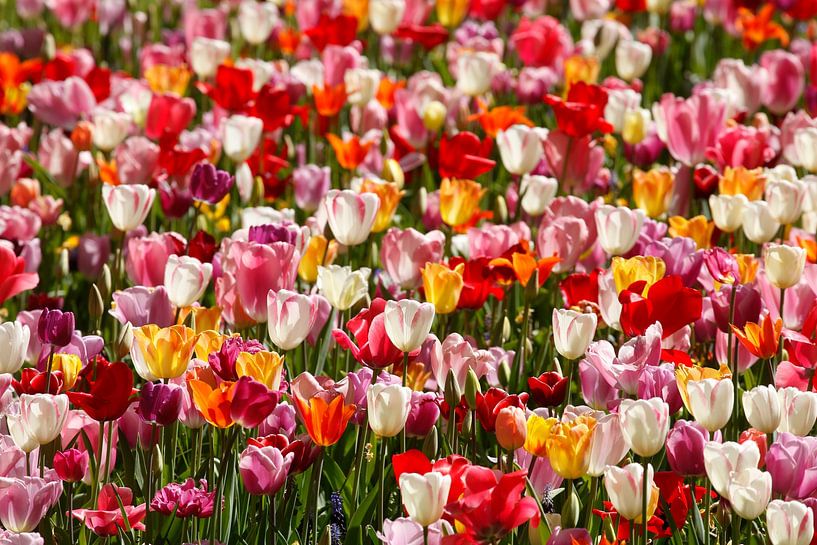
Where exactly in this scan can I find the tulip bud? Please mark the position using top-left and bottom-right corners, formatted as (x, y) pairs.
(382, 159), (404, 188)
(89, 284), (104, 322)
(461, 409), (473, 436)
(152, 444), (163, 473)
(422, 101), (447, 132)
(496, 406), (527, 450)
(58, 248), (69, 278)
(465, 369), (481, 410)
(98, 264), (112, 300)
(495, 195), (508, 224)
(53, 448), (89, 483)
(318, 526), (332, 545)
(422, 426), (438, 458)
(116, 322), (134, 361)
(498, 360), (512, 388)
(502, 317), (511, 343)
(444, 369), (461, 408)
(560, 485), (581, 528)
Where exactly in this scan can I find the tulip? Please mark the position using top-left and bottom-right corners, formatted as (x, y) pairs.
(633, 167), (673, 218)
(766, 179), (806, 225)
(742, 200), (780, 244)
(367, 383), (412, 437)
(316, 265), (371, 311)
(109, 286), (174, 328)
(27, 77), (96, 129)
(190, 162), (234, 205)
(546, 415), (596, 479)
(380, 228), (445, 290)
(293, 165), (330, 212)
(422, 262), (464, 315)
(765, 244), (807, 290)
(151, 479), (215, 518)
(399, 472), (451, 527)
(70, 483), (146, 536)
(552, 308), (597, 360)
(290, 373), (356, 447)
(703, 440), (760, 499)
(11, 394), (70, 447)
(267, 289), (322, 351)
(742, 385), (782, 434)
(456, 51), (499, 97)
(115, 136), (159, 185)
(0, 321), (29, 373)
(235, 350), (285, 391)
(230, 377), (279, 428)
(67, 357), (134, 422)
(439, 178), (486, 228)
(0, 476), (63, 533)
(795, 129), (817, 173)
(729, 467), (772, 520)
(615, 40), (652, 81)
(345, 68), (380, 106)
(383, 300), (435, 354)
(497, 125), (543, 176)
(603, 462), (659, 522)
(405, 391), (441, 438)
(130, 324), (198, 381)
(138, 381), (182, 426)
(666, 419), (709, 476)
(611, 255), (666, 293)
(761, 50), (805, 116)
(767, 500), (815, 545)
(594, 204), (645, 256)
(778, 388), (817, 436)
(239, 445), (293, 496)
(222, 114), (263, 163)
(101, 183), (155, 232)
(163, 255), (212, 308)
(519, 175), (558, 217)
(619, 397), (670, 457)
(189, 37), (230, 79)
(369, 0), (405, 34)
(685, 378), (734, 432)
(38, 128), (79, 187)
(495, 406), (528, 451)
(238, 0), (278, 45)
(356, 179), (400, 234)
(53, 449), (89, 483)
(709, 193), (748, 233)
(323, 189), (380, 246)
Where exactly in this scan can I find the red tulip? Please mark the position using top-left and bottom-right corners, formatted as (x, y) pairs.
(145, 93), (196, 141)
(437, 132), (496, 180)
(12, 368), (64, 395)
(303, 14), (358, 52)
(527, 372), (568, 407)
(393, 24), (449, 50)
(392, 449), (471, 505)
(447, 257), (504, 310)
(544, 82), (614, 139)
(0, 244), (39, 305)
(67, 356), (135, 422)
(618, 275), (703, 338)
(559, 269), (600, 308)
(197, 65), (256, 112)
(332, 298), (404, 369)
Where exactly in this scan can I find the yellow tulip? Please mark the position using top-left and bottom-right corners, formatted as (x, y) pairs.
(439, 178), (485, 228)
(360, 178), (404, 233)
(235, 350), (285, 390)
(545, 415), (597, 480)
(523, 414), (557, 458)
(735, 254), (759, 284)
(633, 168), (673, 218)
(133, 324), (198, 380)
(144, 64), (192, 97)
(718, 166), (765, 201)
(611, 256), (666, 294)
(52, 353), (82, 390)
(421, 262), (464, 314)
(342, 0), (369, 31)
(675, 364), (732, 413)
(668, 215), (715, 249)
(436, 0), (469, 28)
(298, 234), (338, 283)
(179, 306), (222, 334)
(563, 55), (600, 94)
(193, 330), (236, 362)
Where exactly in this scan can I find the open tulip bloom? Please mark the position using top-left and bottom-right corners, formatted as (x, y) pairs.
(4, 2), (817, 545)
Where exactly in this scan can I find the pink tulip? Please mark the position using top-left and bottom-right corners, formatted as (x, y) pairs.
(322, 45), (363, 87)
(761, 50), (805, 116)
(542, 130), (606, 194)
(380, 227), (445, 290)
(27, 77), (96, 129)
(0, 476), (62, 533)
(780, 111), (817, 166)
(144, 93), (197, 141)
(138, 43), (186, 74)
(183, 5), (227, 47)
(49, 0), (95, 28)
(467, 223), (523, 260)
(306, 294), (332, 346)
(706, 125), (777, 170)
(109, 286), (174, 328)
(61, 411), (118, 483)
(115, 137), (159, 185)
(712, 59), (765, 114)
(0, 244), (38, 305)
(37, 128), (80, 188)
(292, 165), (330, 212)
(405, 391), (440, 437)
(653, 92), (728, 166)
(125, 232), (185, 288)
(510, 16), (573, 71)
(71, 484), (146, 536)
(238, 444), (293, 496)
(429, 333), (493, 392)
(0, 206), (41, 242)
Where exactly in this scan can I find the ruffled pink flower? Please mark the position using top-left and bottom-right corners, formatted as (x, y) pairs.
(125, 232), (186, 288)
(151, 479), (216, 518)
(71, 484), (146, 536)
(706, 125), (778, 170)
(653, 92), (728, 166)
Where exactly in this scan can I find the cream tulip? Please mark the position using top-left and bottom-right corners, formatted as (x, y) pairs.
(456, 52), (499, 97)
(767, 500), (815, 545)
(0, 321), (30, 374)
(603, 462), (658, 522)
(344, 68), (381, 106)
(383, 300), (435, 353)
(238, 1), (278, 45)
(619, 397), (670, 457)
(92, 109), (131, 151)
(317, 265), (371, 311)
(222, 114), (264, 163)
(552, 308), (598, 360)
(497, 125), (544, 176)
(742, 200), (780, 244)
(777, 387), (817, 436)
(399, 472), (451, 527)
(267, 290), (322, 351)
(766, 178), (806, 225)
(764, 244), (806, 289)
(703, 440), (760, 499)
(742, 385), (782, 434)
(323, 189), (380, 246)
(164, 255), (212, 308)
(367, 383), (412, 437)
(686, 378), (734, 432)
(18, 394), (69, 446)
(595, 205), (645, 256)
(189, 37), (231, 79)
(709, 193), (748, 233)
(519, 175), (558, 217)
(102, 183), (155, 232)
(369, 0), (405, 34)
(794, 128), (817, 173)
(615, 40), (652, 81)
(728, 468), (772, 520)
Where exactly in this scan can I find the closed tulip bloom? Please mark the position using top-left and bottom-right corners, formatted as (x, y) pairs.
(666, 420), (709, 476)
(131, 324), (198, 381)
(317, 265), (371, 311)
(102, 183), (155, 232)
(729, 467), (772, 520)
(795, 128), (817, 173)
(164, 255), (212, 308)
(190, 162), (234, 205)
(496, 406), (528, 451)
(456, 51), (499, 97)
(766, 179), (806, 225)
(92, 109), (131, 151)
(369, 0), (405, 34)
(367, 383), (412, 437)
(631, 167), (673, 218)
(587, 413), (629, 477)
(767, 500), (814, 545)
(399, 472), (451, 527)
(17, 394), (70, 446)
(519, 175), (558, 217)
(422, 262), (464, 315)
(383, 300), (435, 353)
(138, 381), (183, 426)
(604, 462), (659, 522)
(616, 40), (652, 81)
(709, 193), (748, 233)
(595, 205), (645, 256)
(189, 37), (230, 79)
(439, 178), (486, 228)
(742, 385), (782, 434)
(619, 397), (670, 457)
(0, 320), (29, 373)
(222, 114), (263, 162)
(239, 445), (293, 496)
(703, 440), (760, 499)
(552, 308), (597, 360)
(742, 200), (780, 244)
(497, 125), (543, 176)
(764, 244), (806, 289)
(53, 449), (90, 483)
(777, 388), (817, 436)
(267, 289), (321, 351)
(344, 68), (380, 106)
(238, 0), (278, 45)
(323, 189), (380, 246)
(546, 415), (596, 479)
(0, 476), (63, 533)
(686, 378), (734, 432)
(380, 227), (445, 289)
(356, 179), (400, 233)
(235, 350), (285, 390)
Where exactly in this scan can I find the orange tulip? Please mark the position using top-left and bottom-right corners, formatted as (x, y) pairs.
(736, 3), (789, 50)
(668, 215), (714, 249)
(490, 241), (560, 288)
(179, 306), (222, 334)
(360, 178), (403, 232)
(731, 314), (783, 359)
(439, 178), (486, 228)
(326, 133), (373, 170)
(298, 234), (338, 283)
(144, 64), (191, 96)
(735, 254), (759, 284)
(633, 168), (673, 218)
(313, 84), (347, 117)
(188, 378), (235, 428)
(292, 390), (355, 447)
(471, 106), (534, 139)
(719, 167), (766, 200)
(798, 238), (817, 264)
(376, 77), (406, 110)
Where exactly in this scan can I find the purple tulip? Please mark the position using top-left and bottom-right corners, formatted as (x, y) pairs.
(37, 309), (74, 347)
(138, 382), (183, 427)
(293, 165), (330, 213)
(644, 237), (703, 287)
(238, 445), (293, 496)
(110, 286), (174, 328)
(190, 162), (234, 205)
(151, 479), (215, 518)
(666, 420), (710, 476)
(766, 433), (817, 500)
(710, 284), (762, 332)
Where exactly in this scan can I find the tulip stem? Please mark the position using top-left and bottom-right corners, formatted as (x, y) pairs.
(726, 284), (737, 441)
(377, 438), (387, 530)
(732, 514), (740, 545)
(44, 347), (54, 395)
(778, 288), (786, 367)
(312, 450), (325, 545)
(583, 476), (598, 530)
(642, 458), (648, 545)
(102, 419), (114, 486)
(704, 480), (712, 545)
(423, 525), (429, 545)
(515, 298), (531, 393)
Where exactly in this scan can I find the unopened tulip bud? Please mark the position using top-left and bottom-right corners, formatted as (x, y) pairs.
(98, 264), (112, 300)
(496, 406), (527, 450)
(498, 360), (512, 388)
(88, 284), (104, 322)
(116, 322), (133, 361)
(422, 426), (438, 458)
(465, 369), (481, 410)
(502, 317), (511, 343)
(561, 485), (581, 528)
(495, 195), (508, 224)
(462, 409), (473, 436)
(152, 444), (163, 473)
(58, 248), (69, 278)
(422, 101), (447, 132)
(444, 369), (461, 408)
(382, 159), (404, 188)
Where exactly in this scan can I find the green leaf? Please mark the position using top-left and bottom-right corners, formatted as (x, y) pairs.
(23, 155), (67, 199)
(347, 481), (378, 529)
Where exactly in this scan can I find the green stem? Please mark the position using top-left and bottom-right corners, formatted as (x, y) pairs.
(642, 458), (649, 545)
(377, 438), (388, 530)
(312, 451), (325, 545)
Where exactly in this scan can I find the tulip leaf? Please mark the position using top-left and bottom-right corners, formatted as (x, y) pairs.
(689, 493), (706, 545)
(23, 155), (68, 200)
(315, 308), (337, 376)
(347, 480), (379, 530)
